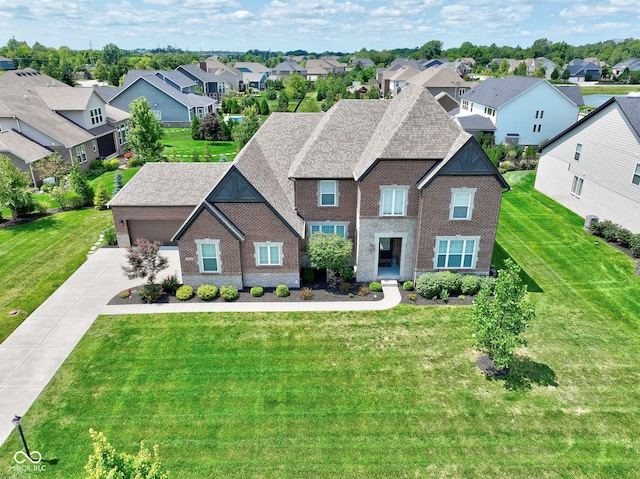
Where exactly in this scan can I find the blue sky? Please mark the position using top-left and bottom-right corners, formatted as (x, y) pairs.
(1, 0), (638, 53)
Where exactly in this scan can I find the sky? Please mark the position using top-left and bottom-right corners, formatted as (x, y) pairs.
(0, 0), (639, 53)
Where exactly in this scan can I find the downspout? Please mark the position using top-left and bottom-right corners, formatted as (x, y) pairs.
(28, 163), (37, 186)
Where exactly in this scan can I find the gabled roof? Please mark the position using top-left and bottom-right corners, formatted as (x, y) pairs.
(408, 67), (475, 89)
(613, 58), (640, 71)
(386, 65), (421, 82)
(0, 130), (52, 163)
(455, 114), (496, 131)
(353, 57), (374, 67)
(35, 86), (95, 111)
(176, 64), (226, 84)
(353, 84), (463, 180)
(539, 95), (640, 152)
(94, 86), (121, 102)
(108, 162), (232, 207)
(273, 61), (306, 73)
(111, 75), (216, 109)
(155, 70), (197, 89)
(554, 85), (584, 106)
(234, 62), (270, 74)
(173, 200), (245, 242)
(462, 76), (583, 109)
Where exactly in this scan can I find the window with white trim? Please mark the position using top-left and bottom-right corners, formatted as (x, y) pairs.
(380, 186), (408, 216)
(450, 188), (476, 220)
(92, 140), (97, 153)
(318, 180), (337, 206)
(117, 123), (129, 145)
(197, 107), (204, 119)
(90, 107), (103, 125)
(435, 237), (479, 269)
(632, 163), (640, 186)
(196, 239), (220, 273)
(254, 242), (283, 266)
(461, 99), (469, 110)
(75, 144), (87, 163)
(574, 143), (582, 161)
(309, 222), (348, 238)
(571, 176), (584, 197)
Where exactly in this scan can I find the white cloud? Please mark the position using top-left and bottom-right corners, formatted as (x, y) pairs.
(560, 0), (640, 18)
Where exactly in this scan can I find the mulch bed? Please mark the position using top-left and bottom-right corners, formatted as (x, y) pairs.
(0, 210), (59, 229)
(108, 279), (384, 305)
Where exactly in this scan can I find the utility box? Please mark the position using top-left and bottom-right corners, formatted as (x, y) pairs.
(584, 215), (599, 230)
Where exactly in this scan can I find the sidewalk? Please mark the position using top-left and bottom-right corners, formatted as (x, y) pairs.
(0, 248), (400, 446)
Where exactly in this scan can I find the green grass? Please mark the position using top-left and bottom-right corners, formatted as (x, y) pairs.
(88, 167), (140, 193)
(2, 172), (640, 477)
(579, 84), (640, 95)
(161, 128), (238, 162)
(0, 209), (112, 344)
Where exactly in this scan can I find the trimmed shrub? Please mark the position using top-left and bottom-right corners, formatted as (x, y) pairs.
(479, 275), (497, 293)
(358, 286), (370, 296)
(616, 228), (634, 248)
(602, 221), (621, 242)
(416, 273), (440, 299)
(299, 287), (313, 300)
(630, 234), (640, 258)
(499, 160), (515, 172)
(176, 285), (194, 300)
(519, 158), (538, 170)
(435, 271), (461, 295)
(460, 274), (482, 295)
(276, 284), (290, 297)
(403, 280), (414, 291)
(104, 158), (121, 171)
(197, 284), (218, 300)
(301, 267), (315, 283)
(408, 293), (417, 301)
(161, 274), (180, 295)
(339, 267), (354, 281)
(137, 283), (163, 303)
(369, 281), (382, 292)
(220, 284), (239, 301)
(103, 225), (117, 245)
(339, 282), (352, 293)
(250, 286), (264, 297)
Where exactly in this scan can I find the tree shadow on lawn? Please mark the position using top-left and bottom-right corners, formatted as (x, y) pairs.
(492, 242), (543, 293)
(486, 355), (558, 392)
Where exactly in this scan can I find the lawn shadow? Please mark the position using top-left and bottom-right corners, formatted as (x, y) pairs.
(486, 355), (558, 392)
(492, 242), (543, 293)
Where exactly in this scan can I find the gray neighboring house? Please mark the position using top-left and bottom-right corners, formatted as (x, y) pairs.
(567, 59), (602, 82)
(176, 63), (229, 100)
(271, 61), (307, 79)
(352, 57), (375, 68)
(0, 56), (15, 70)
(0, 68), (129, 182)
(234, 62), (270, 91)
(102, 70), (216, 128)
(199, 60), (244, 91)
(407, 67), (476, 101)
(612, 58), (640, 77)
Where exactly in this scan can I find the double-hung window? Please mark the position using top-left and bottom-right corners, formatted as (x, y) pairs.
(90, 107), (103, 125)
(435, 237), (478, 269)
(571, 176), (584, 197)
(255, 242), (283, 266)
(450, 188), (476, 220)
(196, 240), (220, 273)
(380, 186), (408, 216)
(75, 145), (87, 163)
(632, 163), (640, 186)
(318, 180), (337, 206)
(574, 143), (582, 161)
(117, 123), (129, 145)
(309, 222), (348, 238)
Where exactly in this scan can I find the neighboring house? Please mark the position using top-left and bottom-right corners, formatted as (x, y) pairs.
(109, 85), (509, 288)
(175, 64), (229, 100)
(199, 60), (244, 91)
(305, 58), (346, 80)
(383, 66), (422, 97)
(234, 62), (270, 91)
(234, 62), (270, 76)
(271, 61), (307, 79)
(420, 58), (448, 69)
(352, 57), (375, 68)
(407, 67), (476, 101)
(390, 58), (425, 71)
(567, 59), (602, 82)
(102, 70), (216, 128)
(535, 96), (640, 233)
(612, 58), (640, 77)
(0, 56), (15, 70)
(0, 68), (129, 181)
(459, 57), (476, 68)
(457, 76), (583, 145)
(438, 61), (472, 77)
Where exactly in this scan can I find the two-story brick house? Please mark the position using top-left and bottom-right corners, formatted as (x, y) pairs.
(109, 85), (508, 288)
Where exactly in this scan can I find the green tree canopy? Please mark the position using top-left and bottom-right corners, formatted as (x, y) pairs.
(127, 97), (164, 162)
(286, 73), (308, 99)
(0, 155), (35, 221)
(307, 233), (353, 272)
(231, 106), (261, 150)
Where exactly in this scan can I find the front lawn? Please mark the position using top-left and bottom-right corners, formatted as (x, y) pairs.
(88, 167), (140, 193)
(579, 84), (640, 95)
(161, 128), (238, 162)
(0, 209), (112, 344)
(2, 172), (640, 477)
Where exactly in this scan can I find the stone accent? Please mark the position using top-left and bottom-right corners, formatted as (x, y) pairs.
(242, 272), (300, 288)
(182, 274), (243, 289)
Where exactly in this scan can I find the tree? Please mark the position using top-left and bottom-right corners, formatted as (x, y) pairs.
(561, 68), (570, 81)
(231, 106), (261, 150)
(32, 153), (70, 185)
(122, 237), (169, 285)
(68, 159), (94, 206)
(260, 98), (270, 116)
(127, 97), (164, 163)
(191, 115), (202, 140)
(277, 90), (290, 111)
(112, 171), (124, 196)
(498, 59), (510, 76)
(0, 155), (35, 221)
(550, 67), (560, 81)
(198, 113), (221, 142)
(286, 73), (307, 99)
(85, 429), (170, 479)
(307, 233), (353, 273)
(533, 65), (546, 78)
(93, 182), (111, 210)
(366, 85), (381, 99)
(470, 259), (536, 371)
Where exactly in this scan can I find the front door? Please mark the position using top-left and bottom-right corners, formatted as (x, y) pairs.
(377, 237), (402, 278)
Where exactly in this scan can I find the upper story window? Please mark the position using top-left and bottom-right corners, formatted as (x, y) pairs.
(574, 143), (582, 161)
(462, 99), (469, 110)
(450, 188), (476, 220)
(571, 176), (584, 197)
(75, 144), (87, 163)
(196, 239), (220, 273)
(632, 163), (640, 185)
(318, 180), (337, 206)
(380, 186), (408, 216)
(535, 110), (544, 119)
(254, 242), (283, 266)
(532, 124), (542, 133)
(484, 106), (494, 116)
(90, 107), (103, 125)
(309, 222), (348, 239)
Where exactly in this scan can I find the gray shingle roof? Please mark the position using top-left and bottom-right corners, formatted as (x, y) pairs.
(353, 84), (463, 179)
(156, 70), (197, 89)
(177, 64), (226, 83)
(35, 86), (94, 111)
(455, 114), (496, 131)
(289, 100), (388, 178)
(108, 162), (232, 207)
(0, 130), (52, 163)
(408, 67), (476, 89)
(461, 76), (544, 108)
(94, 86), (121, 102)
(117, 75), (216, 109)
(616, 96), (640, 138)
(554, 85), (584, 106)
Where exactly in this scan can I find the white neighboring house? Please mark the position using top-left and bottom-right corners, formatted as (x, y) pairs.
(457, 76), (583, 145)
(535, 96), (640, 234)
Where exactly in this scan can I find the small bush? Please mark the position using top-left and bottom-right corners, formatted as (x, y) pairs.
(161, 274), (180, 295)
(403, 280), (414, 291)
(103, 225), (117, 245)
(602, 221), (621, 242)
(128, 157), (145, 168)
(220, 284), (239, 301)
(40, 183), (54, 193)
(339, 267), (354, 281)
(276, 284), (290, 297)
(479, 275), (497, 292)
(458, 294), (467, 300)
(416, 273), (440, 299)
(519, 158), (538, 170)
(301, 267), (315, 283)
(358, 286), (370, 296)
(250, 286), (264, 297)
(176, 285), (194, 300)
(630, 234), (640, 258)
(137, 283), (163, 303)
(460, 274), (482, 295)
(369, 281), (382, 292)
(118, 290), (131, 298)
(299, 287), (313, 300)
(435, 271), (461, 294)
(616, 228), (634, 248)
(440, 288), (450, 302)
(33, 198), (48, 214)
(197, 284), (218, 300)
(408, 293), (417, 301)
(348, 292), (354, 298)
(339, 282), (352, 293)
(499, 160), (515, 171)
(104, 158), (120, 171)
